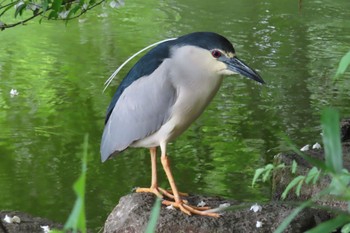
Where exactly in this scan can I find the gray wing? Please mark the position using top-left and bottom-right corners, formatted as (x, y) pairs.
(100, 74), (177, 162)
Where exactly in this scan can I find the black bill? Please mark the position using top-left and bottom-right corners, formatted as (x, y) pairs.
(224, 57), (265, 84)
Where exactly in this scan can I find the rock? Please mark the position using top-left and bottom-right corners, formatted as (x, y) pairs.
(103, 193), (332, 233)
(0, 211), (63, 233)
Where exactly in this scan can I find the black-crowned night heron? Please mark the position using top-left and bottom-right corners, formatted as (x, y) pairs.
(101, 32), (264, 217)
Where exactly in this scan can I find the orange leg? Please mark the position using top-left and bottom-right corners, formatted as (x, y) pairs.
(159, 143), (220, 217)
(136, 148), (185, 200)
(136, 147), (163, 197)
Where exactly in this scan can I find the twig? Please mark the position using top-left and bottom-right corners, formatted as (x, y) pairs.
(0, 1), (16, 10)
(0, 0), (107, 30)
(0, 2), (16, 17)
(0, 10), (43, 30)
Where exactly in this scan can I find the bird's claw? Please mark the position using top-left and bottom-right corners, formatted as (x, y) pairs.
(157, 187), (189, 203)
(135, 187), (164, 198)
(135, 187), (189, 203)
(158, 187), (189, 196)
(136, 187), (219, 216)
(162, 200), (220, 217)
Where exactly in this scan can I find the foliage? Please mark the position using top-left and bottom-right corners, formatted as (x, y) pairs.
(0, 0), (124, 30)
(252, 163), (285, 187)
(253, 48), (350, 232)
(63, 134), (89, 233)
(322, 108), (343, 173)
(281, 169), (318, 199)
(252, 161), (321, 199)
(53, 134), (89, 233)
(254, 108), (350, 232)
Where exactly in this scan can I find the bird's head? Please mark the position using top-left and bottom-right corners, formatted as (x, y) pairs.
(171, 32), (265, 84)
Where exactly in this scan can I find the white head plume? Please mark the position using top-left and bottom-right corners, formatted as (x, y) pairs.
(103, 37), (178, 92)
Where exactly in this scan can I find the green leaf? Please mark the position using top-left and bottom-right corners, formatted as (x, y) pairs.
(52, 0), (63, 12)
(42, 0), (49, 12)
(48, 10), (58, 19)
(262, 164), (274, 182)
(295, 178), (304, 197)
(292, 160), (297, 174)
(342, 223), (350, 233)
(78, 0), (85, 7)
(252, 163), (286, 187)
(67, 5), (80, 17)
(312, 170), (321, 184)
(305, 214), (350, 233)
(321, 108), (343, 174)
(64, 134), (88, 233)
(335, 51), (350, 77)
(305, 167), (319, 184)
(14, 2), (26, 18)
(329, 174), (350, 196)
(252, 168), (265, 187)
(281, 175), (304, 199)
(274, 200), (312, 233)
(145, 198), (161, 233)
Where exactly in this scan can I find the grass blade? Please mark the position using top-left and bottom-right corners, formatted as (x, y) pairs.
(305, 214), (350, 233)
(64, 134), (88, 233)
(145, 198), (161, 233)
(335, 51), (350, 77)
(321, 108), (343, 173)
(274, 200), (312, 233)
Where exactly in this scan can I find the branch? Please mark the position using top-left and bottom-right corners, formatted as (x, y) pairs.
(0, 2), (16, 17)
(1, 10), (44, 30)
(0, 0), (108, 30)
(0, 1), (15, 10)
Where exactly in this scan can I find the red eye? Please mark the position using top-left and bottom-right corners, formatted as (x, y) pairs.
(211, 50), (222, 58)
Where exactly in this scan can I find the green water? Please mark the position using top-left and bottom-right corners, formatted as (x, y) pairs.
(1, 0), (350, 231)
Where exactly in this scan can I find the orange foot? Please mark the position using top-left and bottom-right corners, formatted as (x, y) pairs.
(162, 199), (220, 217)
(136, 187), (188, 201)
(135, 187), (164, 198)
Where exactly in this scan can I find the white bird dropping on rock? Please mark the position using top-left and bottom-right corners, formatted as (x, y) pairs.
(312, 142), (321, 149)
(300, 144), (310, 151)
(3, 215), (12, 223)
(166, 205), (175, 210)
(3, 215), (20, 224)
(256, 221), (263, 228)
(40, 225), (51, 233)
(11, 216), (21, 223)
(250, 203), (262, 212)
(197, 200), (206, 207)
(219, 203), (230, 208)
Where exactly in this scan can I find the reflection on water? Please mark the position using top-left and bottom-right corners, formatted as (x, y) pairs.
(1, 0), (350, 230)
